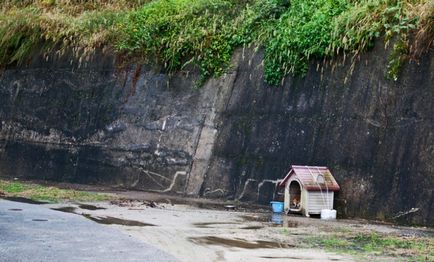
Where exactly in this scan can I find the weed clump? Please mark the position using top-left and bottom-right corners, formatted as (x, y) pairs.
(0, 179), (113, 202)
(304, 232), (434, 260)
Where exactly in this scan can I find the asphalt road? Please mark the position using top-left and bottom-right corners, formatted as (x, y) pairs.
(0, 199), (178, 262)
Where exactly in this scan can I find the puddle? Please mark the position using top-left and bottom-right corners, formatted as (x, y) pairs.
(51, 207), (77, 214)
(50, 207), (155, 227)
(3, 197), (47, 205)
(284, 221), (299, 228)
(260, 256), (312, 260)
(240, 214), (299, 228)
(240, 215), (269, 222)
(82, 214), (155, 227)
(78, 204), (106, 211)
(241, 226), (263, 230)
(32, 219), (48, 222)
(190, 236), (294, 249)
(8, 208), (22, 211)
(271, 214), (283, 225)
(272, 218), (299, 228)
(193, 222), (239, 228)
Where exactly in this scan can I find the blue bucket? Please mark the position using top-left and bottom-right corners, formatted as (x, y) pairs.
(270, 201), (284, 213)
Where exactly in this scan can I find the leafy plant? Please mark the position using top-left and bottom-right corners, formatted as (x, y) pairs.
(116, 0), (249, 82)
(263, 0), (349, 85)
(328, 0), (419, 79)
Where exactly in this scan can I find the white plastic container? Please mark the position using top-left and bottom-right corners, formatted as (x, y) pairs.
(320, 209), (337, 220)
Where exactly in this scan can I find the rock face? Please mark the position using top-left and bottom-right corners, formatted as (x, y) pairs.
(0, 44), (433, 226)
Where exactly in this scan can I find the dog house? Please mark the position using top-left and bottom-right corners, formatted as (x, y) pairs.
(278, 165), (340, 217)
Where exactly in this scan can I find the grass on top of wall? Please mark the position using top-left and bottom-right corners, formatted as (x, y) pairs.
(0, 0), (432, 85)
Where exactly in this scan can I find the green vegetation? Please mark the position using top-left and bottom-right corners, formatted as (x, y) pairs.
(0, 0), (432, 85)
(304, 232), (434, 260)
(0, 179), (113, 202)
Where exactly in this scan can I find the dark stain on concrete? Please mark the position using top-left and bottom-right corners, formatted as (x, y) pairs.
(3, 197), (47, 205)
(82, 214), (155, 227)
(193, 222), (239, 228)
(189, 236), (294, 249)
(51, 206), (77, 214)
(78, 204), (106, 210)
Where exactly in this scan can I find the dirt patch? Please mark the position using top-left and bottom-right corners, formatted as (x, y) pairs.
(110, 199), (158, 208)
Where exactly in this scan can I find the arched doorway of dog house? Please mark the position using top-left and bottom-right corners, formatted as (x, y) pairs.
(289, 180), (301, 210)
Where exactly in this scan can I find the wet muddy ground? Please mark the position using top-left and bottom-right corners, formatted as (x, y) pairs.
(2, 181), (432, 261)
(37, 196), (434, 262)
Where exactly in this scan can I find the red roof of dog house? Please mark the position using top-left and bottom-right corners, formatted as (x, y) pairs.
(278, 165), (340, 191)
